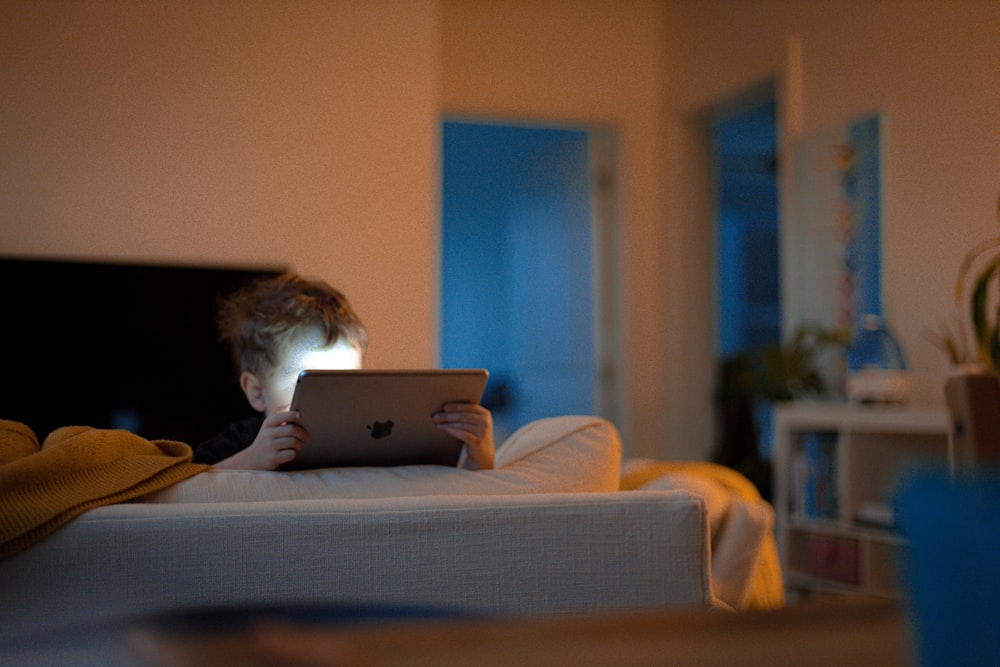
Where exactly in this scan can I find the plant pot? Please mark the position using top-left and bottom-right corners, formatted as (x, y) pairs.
(943, 368), (1000, 468)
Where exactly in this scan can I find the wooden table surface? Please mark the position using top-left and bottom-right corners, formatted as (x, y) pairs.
(124, 599), (916, 667)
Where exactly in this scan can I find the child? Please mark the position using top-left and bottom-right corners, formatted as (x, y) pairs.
(193, 273), (495, 470)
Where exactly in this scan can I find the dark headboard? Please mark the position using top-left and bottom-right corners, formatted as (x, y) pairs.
(1, 257), (285, 445)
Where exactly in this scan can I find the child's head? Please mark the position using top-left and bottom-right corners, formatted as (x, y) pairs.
(217, 272), (368, 415)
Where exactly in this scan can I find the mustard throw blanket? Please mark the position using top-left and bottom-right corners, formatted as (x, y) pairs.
(621, 459), (786, 611)
(0, 419), (208, 559)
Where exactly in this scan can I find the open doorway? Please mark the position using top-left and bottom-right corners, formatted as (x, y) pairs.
(712, 80), (781, 360)
(440, 119), (618, 442)
(709, 80), (781, 499)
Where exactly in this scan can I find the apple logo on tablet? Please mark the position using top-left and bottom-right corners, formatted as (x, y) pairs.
(367, 420), (394, 439)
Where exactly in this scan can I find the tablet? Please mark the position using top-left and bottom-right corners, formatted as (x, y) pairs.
(286, 368), (489, 469)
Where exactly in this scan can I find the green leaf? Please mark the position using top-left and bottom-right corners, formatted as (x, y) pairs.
(969, 257), (1000, 362)
(992, 304), (1000, 371)
(957, 237), (1000, 304)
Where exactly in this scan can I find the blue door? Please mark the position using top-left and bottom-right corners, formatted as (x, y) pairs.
(441, 120), (596, 442)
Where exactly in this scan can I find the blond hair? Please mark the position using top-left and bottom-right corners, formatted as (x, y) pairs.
(217, 273), (368, 379)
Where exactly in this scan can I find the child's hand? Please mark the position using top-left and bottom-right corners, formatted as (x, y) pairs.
(434, 402), (495, 470)
(214, 410), (309, 470)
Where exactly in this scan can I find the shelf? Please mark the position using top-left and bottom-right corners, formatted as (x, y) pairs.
(775, 400), (949, 433)
(785, 515), (906, 543)
(772, 401), (951, 599)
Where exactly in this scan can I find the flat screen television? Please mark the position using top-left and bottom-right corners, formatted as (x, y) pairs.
(1, 257), (285, 445)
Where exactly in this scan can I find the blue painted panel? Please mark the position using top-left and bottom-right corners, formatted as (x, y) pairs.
(441, 121), (595, 441)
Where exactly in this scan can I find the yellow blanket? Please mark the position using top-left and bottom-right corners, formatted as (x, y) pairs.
(621, 458), (786, 611)
(0, 419), (208, 559)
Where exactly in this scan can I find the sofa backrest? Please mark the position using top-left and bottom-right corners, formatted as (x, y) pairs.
(0, 490), (712, 646)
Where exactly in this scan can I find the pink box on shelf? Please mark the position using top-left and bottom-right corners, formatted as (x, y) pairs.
(805, 534), (859, 585)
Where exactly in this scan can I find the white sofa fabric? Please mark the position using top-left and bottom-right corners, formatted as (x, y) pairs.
(1, 490), (711, 632)
(0, 416), (717, 660)
(142, 413), (623, 503)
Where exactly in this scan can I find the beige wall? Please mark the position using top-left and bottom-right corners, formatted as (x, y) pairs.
(442, 0), (1000, 460)
(3, 0), (998, 461)
(662, 0), (1000, 454)
(441, 0), (672, 458)
(0, 0), (440, 370)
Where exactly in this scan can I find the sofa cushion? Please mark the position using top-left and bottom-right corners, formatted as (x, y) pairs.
(140, 415), (621, 503)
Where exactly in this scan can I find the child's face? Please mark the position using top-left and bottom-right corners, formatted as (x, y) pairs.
(260, 329), (363, 416)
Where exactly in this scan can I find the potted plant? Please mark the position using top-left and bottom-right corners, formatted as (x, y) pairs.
(744, 323), (851, 402)
(714, 322), (850, 500)
(929, 194), (1000, 372)
(926, 195), (1000, 467)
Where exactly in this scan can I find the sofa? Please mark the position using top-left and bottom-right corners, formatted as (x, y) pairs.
(0, 415), (782, 665)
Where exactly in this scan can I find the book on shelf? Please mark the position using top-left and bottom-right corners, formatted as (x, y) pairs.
(797, 431), (838, 519)
(854, 501), (896, 529)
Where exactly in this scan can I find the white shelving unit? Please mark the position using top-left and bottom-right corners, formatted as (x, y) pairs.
(772, 401), (951, 600)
